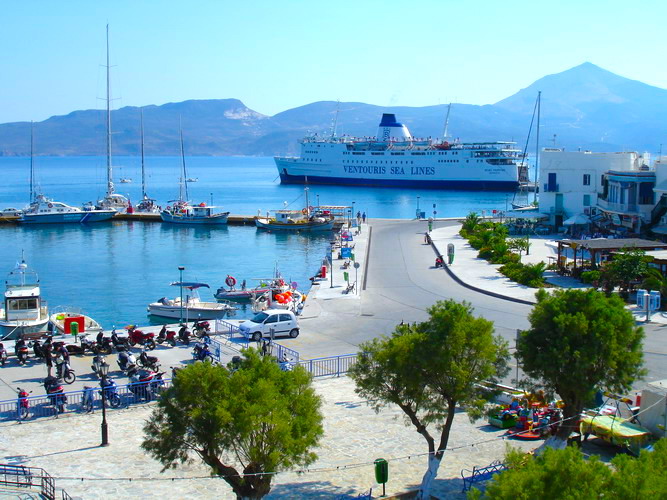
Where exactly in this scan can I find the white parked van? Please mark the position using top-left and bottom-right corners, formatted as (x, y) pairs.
(239, 309), (299, 341)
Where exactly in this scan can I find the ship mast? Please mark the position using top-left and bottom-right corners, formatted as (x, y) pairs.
(105, 24), (114, 197)
(330, 100), (340, 139)
(140, 109), (146, 199)
(179, 119), (189, 203)
(534, 91), (541, 205)
(304, 187), (310, 217)
(29, 121), (34, 202)
(442, 103), (452, 140)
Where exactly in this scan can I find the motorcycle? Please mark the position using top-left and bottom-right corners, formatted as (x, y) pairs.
(111, 328), (130, 351)
(193, 319), (211, 338)
(128, 366), (165, 400)
(100, 378), (121, 408)
(91, 354), (109, 378)
(44, 376), (67, 414)
(156, 325), (177, 347)
(117, 349), (137, 374)
(126, 325), (156, 350)
(192, 342), (214, 363)
(178, 325), (191, 345)
(79, 335), (99, 354)
(31, 340), (45, 360)
(15, 343), (29, 365)
(0, 343), (7, 366)
(16, 387), (31, 420)
(55, 354), (76, 384)
(138, 349), (160, 371)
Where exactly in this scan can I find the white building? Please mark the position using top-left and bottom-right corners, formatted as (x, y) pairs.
(539, 149), (649, 228)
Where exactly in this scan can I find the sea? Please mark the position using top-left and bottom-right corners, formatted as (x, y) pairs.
(0, 156), (526, 328)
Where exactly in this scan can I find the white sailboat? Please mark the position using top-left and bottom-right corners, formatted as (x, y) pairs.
(135, 109), (161, 214)
(96, 25), (130, 214)
(511, 91), (541, 211)
(160, 124), (229, 224)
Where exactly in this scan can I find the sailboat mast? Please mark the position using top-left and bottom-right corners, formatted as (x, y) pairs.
(105, 24), (113, 196)
(29, 121), (34, 202)
(305, 187), (310, 217)
(179, 123), (189, 202)
(534, 91), (541, 205)
(140, 109), (146, 199)
(442, 103), (452, 140)
(330, 101), (340, 139)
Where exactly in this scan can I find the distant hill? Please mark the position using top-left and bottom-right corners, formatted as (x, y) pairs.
(1, 63), (666, 156)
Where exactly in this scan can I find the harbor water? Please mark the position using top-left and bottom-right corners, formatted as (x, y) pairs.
(0, 156), (522, 328)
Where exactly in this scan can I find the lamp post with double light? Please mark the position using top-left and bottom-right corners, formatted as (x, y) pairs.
(100, 362), (110, 446)
(178, 266), (185, 325)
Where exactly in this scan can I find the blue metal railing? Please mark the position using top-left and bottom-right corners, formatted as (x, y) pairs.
(0, 378), (172, 422)
(297, 354), (357, 377)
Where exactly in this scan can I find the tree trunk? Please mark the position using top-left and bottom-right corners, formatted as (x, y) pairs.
(417, 455), (442, 500)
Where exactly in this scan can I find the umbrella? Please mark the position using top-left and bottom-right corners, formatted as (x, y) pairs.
(563, 214), (591, 225)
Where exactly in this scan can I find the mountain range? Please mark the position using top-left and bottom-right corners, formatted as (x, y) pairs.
(1, 62), (665, 157)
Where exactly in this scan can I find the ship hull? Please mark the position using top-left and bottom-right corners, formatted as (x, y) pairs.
(278, 171), (518, 191)
(255, 218), (334, 232)
(19, 210), (115, 224)
(160, 212), (229, 224)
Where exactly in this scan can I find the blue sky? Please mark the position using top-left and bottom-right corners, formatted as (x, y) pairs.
(1, 0), (665, 123)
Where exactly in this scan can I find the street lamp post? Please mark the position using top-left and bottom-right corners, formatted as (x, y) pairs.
(178, 266), (185, 325)
(100, 362), (110, 446)
(417, 196), (421, 218)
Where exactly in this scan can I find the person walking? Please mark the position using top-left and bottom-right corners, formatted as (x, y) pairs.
(44, 344), (53, 377)
(362, 212), (367, 223)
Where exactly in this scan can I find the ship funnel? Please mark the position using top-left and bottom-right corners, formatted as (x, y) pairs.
(377, 114), (412, 142)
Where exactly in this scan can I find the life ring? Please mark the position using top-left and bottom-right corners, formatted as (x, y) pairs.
(47, 203), (53, 208)
(225, 275), (237, 287)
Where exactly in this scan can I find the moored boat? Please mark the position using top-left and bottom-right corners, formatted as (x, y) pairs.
(49, 307), (103, 335)
(255, 187), (334, 232)
(148, 281), (236, 320)
(214, 273), (292, 302)
(0, 256), (49, 339)
(161, 201), (230, 224)
(20, 195), (115, 224)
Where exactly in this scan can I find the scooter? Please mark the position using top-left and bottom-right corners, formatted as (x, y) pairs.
(126, 325), (156, 350)
(178, 325), (191, 345)
(55, 355), (76, 384)
(117, 349), (137, 374)
(16, 387), (31, 420)
(79, 335), (99, 354)
(193, 319), (211, 338)
(192, 342), (214, 363)
(0, 343), (7, 366)
(138, 349), (160, 371)
(44, 376), (67, 414)
(15, 342), (29, 365)
(31, 340), (45, 360)
(128, 366), (165, 400)
(91, 354), (109, 378)
(156, 325), (177, 347)
(111, 328), (130, 351)
(100, 378), (121, 408)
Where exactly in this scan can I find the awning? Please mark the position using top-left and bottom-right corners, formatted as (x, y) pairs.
(563, 214), (591, 225)
(501, 211), (549, 220)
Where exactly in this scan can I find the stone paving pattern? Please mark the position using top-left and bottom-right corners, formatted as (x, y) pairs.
(0, 375), (539, 499)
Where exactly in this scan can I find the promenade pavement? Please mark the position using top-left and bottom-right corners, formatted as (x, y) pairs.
(430, 223), (667, 324)
(0, 374), (544, 500)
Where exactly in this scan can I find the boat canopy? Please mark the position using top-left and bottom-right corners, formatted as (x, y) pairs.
(170, 281), (210, 289)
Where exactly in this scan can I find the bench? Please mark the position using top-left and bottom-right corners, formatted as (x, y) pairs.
(0, 464), (33, 488)
(460, 460), (506, 492)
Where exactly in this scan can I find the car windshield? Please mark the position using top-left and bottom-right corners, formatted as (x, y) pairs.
(251, 312), (270, 323)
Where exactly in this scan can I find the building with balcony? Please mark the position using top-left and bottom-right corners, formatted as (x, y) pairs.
(539, 149), (650, 228)
(597, 169), (655, 234)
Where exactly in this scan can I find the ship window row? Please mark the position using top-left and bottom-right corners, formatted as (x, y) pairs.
(344, 160), (415, 165)
(302, 158), (322, 162)
(7, 298), (39, 311)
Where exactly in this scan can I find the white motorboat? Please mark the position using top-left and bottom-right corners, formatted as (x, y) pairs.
(0, 256), (49, 339)
(49, 307), (103, 335)
(147, 281), (236, 320)
(20, 194), (115, 224)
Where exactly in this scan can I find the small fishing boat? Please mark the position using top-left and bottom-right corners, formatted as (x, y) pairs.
(147, 281), (236, 320)
(214, 273), (292, 302)
(49, 307), (103, 335)
(120, 178), (132, 184)
(251, 287), (304, 314)
(255, 187), (334, 232)
(186, 177), (198, 182)
(0, 255), (50, 339)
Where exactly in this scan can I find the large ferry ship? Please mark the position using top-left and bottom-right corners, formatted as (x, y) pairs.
(275, 113), (525, 190)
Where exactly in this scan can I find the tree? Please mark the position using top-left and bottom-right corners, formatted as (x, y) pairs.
(469, 439), (667, 499)
(507, 237), (530, 260)
(349, 300), (509, 499)
(599, 247), (649, 295)
(461, 211), (481, 233)
(141, 351), (324, 499)
(517, 289), (645, 446)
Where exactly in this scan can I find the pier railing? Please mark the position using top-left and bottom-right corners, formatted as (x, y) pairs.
(0, 463), (72, 500)
(297, 354), (357, 377)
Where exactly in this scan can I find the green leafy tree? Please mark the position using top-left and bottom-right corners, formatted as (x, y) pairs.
(599, 247), (649, 295)
(349, 300), (509, 499)
(507, 238), (530, 260)
(141, 351), (324, 499)
(462, 211), (481, 233)
(469, 439), (667, 499)
(517, 289), (645, 445)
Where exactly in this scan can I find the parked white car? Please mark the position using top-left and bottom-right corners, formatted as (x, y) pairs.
(239, 309), (300, 341)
